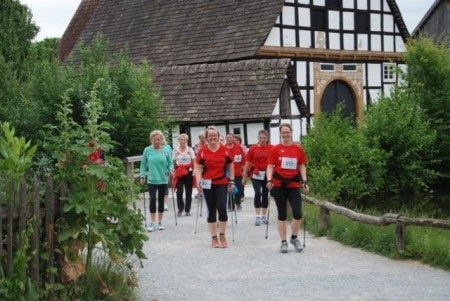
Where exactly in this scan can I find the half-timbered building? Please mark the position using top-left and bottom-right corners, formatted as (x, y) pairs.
(59, 0), (410, 147)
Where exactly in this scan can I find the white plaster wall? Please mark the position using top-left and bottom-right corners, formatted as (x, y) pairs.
(246, 123), (265, 145)
(265, 28), (281, 46)
(368, 64), (382, 86)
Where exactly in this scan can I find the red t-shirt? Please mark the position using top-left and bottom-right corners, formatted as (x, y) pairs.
(195, 144), (232, 185)
(246, 143), (273, 172)
(227, 143), (246, 177)
(267, 144), (307, 188)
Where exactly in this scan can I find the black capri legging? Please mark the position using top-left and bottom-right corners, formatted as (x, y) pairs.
(202, 184), (228, 223)
(148, 184), (167, 213)
(271, 187), (302, 221)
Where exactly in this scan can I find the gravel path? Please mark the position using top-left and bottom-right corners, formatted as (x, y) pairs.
(135, 185), (450, 301)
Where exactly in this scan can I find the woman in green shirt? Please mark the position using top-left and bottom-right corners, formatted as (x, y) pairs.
(140, 130), (174, 232)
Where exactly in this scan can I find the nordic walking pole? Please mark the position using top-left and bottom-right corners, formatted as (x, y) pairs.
(233, 195), (238, 224)
(265, 193), (271, 239)
(142, 186), (147, 227)
(170, 185), (178, 226)
(228, 191), (235, 242)
(195, 189), (202, 234)
(199, 191), (203, 217)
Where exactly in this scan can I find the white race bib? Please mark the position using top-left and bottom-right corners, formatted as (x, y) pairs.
(281, 157), (297, 170)
(200, 179), (212, 189)
(179, 155), (191, 165)
(252, 171), (266, 180)
(234, 154), (242, 163)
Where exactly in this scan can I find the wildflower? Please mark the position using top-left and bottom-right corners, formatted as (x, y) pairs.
(88, 141), (95, 147)
(97, 181), (105, 191)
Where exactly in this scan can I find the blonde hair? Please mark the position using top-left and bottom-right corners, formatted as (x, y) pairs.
(178, 133), (189, 141)
(205, 126), (220, 138)
(198, 131), (205, 139)
(149, 130), (165, 143)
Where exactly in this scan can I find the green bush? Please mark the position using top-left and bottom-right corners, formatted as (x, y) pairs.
(302, 108), (385, 207)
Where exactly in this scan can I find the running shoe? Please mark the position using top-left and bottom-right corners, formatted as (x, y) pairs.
(280, 241), (288, 253)
(219, 235), (228, 248)
(255, 217), (261, 226)
(261, 216), (268, 225)
(211, 237), (220, 248)
(177, 210), (183, 217)
(185, 212), (191, 216)
(237, 204), (242, 210)
(164, 203), (168, 211)
(290, 238), (303, 252)
(158, 222), (165, 231)
(147, 223), (155, 232)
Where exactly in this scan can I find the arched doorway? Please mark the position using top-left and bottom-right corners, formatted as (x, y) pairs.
(320, 80), (356, 118)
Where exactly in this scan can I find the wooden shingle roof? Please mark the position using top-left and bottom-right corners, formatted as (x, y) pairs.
(60, 0), (284, 66)
(153, 59), (292, 122)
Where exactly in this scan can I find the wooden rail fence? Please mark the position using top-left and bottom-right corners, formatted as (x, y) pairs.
(303, 194), (450, 252)
(0, 175), (63, 292)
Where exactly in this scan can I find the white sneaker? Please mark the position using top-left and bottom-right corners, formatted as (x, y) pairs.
(158, 222), (165, 231)
(261, 216), (268, 224)
(147, 223), (155, 232)
(164, 203), (168, 211)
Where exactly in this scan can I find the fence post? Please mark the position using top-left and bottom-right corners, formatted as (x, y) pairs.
(45, 177), (55, 285)
(18, 175), (27, 245)
(7, 179), (15, 276)
(395, 223), (407, 253)
(31, 175), (41, 288)
(319, 205), (330, 232)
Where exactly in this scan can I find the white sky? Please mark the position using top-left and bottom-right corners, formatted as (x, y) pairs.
(20, 0), (434, 42)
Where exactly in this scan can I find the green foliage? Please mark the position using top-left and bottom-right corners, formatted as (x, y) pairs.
(0, 122), (37, 180)
(44, 83), (147, 297)
(63, 35), (167, 157)
(53, 251), (138, 301)
(0, 0), (38, 73)
(0, 224), (39, 301)
(302, 108), (385, 207)
(364, 87), (438, 206)
(402, 38), (450, 184)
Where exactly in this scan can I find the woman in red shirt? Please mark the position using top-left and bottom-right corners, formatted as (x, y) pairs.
(243, 130), (273, 226)
(195, 126), (235, 248)
(266, 123), (310, 253)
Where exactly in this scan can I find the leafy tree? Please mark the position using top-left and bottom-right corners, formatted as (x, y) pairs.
(0, 0), (38, 73)
(302, 107), (385, 207)
(62, 36), (167, 157)
(402, 38), (450, 186)
(364, 87), (438, 209)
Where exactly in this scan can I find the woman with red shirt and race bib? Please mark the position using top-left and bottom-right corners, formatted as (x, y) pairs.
(195, 126), (235, 248)
(266, 123), (310, 254)
(242, 130), (273, 226)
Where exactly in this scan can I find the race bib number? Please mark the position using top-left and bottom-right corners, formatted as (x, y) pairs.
(200, 179), (212, 189)
(234, 154), (242, 163)
(179, 155), (191, 165)
(281, 157), (297, 170)
(252, 171), (265, 180)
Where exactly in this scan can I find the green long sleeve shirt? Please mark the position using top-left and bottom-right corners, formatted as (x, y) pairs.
(140, 145), (174, 184)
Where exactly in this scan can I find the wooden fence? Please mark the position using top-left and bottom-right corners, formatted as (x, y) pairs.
(0, 175), (64, 292)
(303, 195), (450, 252)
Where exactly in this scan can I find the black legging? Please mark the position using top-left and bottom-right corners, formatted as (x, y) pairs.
(148, 184), (167, 213)
(202, 184), (228, 223)
(176, 171), (193, 212)
(271, 187), (302, 221)
(251, 178), (269, 209)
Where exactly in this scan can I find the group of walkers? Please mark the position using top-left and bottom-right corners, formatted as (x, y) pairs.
(139, 123), (309, 253)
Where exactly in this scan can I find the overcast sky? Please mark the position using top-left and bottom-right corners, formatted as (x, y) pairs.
(20, 0), (434, 42)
